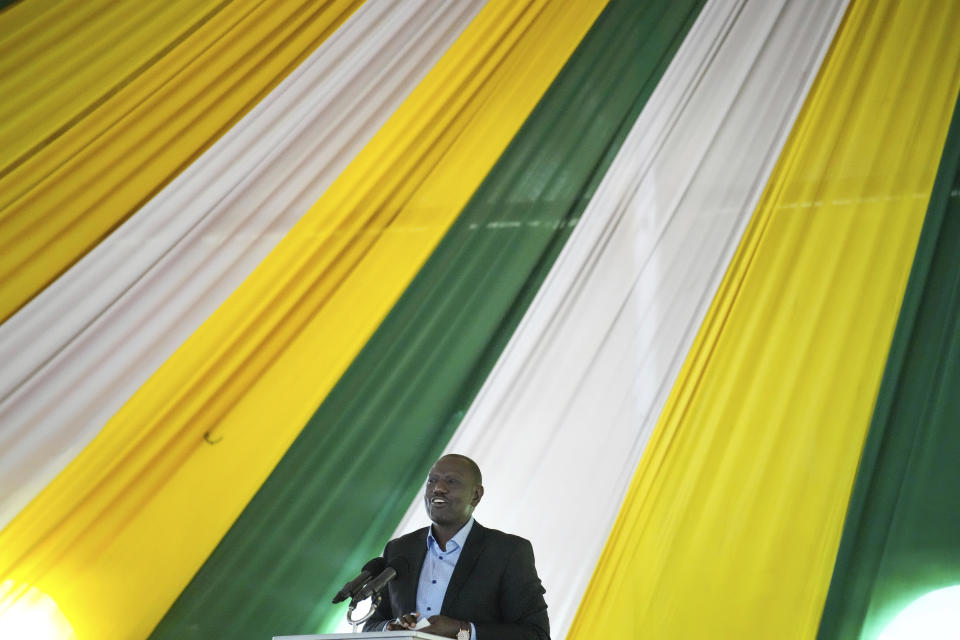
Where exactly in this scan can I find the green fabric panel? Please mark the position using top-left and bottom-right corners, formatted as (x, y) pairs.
(149, 1), (706, 638)
(816, 91), (960, 640)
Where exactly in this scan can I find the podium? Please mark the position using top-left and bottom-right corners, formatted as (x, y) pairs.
(274, 633), (448, 639)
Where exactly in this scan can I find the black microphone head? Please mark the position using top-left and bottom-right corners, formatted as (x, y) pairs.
(332, 557), (388, 603)
(362, 557), (388, 575)
(353, 557), (409, 602)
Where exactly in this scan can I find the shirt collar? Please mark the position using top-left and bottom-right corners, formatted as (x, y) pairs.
(427, 517), (475, 552)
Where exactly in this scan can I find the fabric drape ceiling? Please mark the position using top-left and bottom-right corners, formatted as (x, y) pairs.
(0, 0), (361, 321)
(0, 0), (482, 535)
(1, 1), (959, 639)
(567, 0), (960, 637)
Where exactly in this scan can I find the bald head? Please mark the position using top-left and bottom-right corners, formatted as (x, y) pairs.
(439, 454), (482, 485)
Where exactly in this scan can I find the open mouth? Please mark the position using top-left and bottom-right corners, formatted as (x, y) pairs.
(430, 498), (448, 507)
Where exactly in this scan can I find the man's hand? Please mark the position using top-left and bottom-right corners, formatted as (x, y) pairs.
(421, 614), (466, 638)
(386, 612), (421, 630)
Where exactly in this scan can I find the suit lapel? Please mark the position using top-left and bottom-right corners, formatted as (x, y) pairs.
(397, 528), (428, 614)
(441, 520), (486, 613)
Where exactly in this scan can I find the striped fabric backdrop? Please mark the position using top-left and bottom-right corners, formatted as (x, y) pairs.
(0, 1), (958, 639)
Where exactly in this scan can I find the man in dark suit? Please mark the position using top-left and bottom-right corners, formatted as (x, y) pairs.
(363, 454), (550, 640)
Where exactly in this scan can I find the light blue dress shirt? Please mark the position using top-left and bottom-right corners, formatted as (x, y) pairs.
(416, 517), (478, 638)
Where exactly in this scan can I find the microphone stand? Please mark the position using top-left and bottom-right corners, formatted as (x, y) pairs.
(345, 592), (381, 633)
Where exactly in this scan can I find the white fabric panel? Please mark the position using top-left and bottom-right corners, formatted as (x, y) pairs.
(0, 0), (485, 530)
(392, 0), (848, 636)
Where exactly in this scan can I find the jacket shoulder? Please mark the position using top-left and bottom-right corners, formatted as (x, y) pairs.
(384, 527), (429, 554)
(473, 522), (533, 552)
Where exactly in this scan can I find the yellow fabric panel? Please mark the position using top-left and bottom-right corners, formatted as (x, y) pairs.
(0, 0), (609, 638)
(0, 0), (225, 175)
(567, 1), (960, 639)
(0, 0), (361, 322)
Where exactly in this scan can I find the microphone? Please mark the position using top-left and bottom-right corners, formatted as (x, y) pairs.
(352, 557), (408, 602)
(332, 557), (387, 604)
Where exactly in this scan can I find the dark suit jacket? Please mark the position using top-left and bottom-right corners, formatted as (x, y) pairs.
(363, 521), (550, 640)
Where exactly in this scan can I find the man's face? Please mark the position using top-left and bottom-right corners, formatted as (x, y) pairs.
(423, 456), (483, 528)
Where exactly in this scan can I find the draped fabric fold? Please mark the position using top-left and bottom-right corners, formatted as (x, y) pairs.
(567, 0), (960, 637)
(0, 1), (609, 638)
(816, 92), (960, 640)
(0, 0), (227, 176)
(0, 0), (483, 534)
(0, 0), (361, 321)
(390, 0), (848, 636)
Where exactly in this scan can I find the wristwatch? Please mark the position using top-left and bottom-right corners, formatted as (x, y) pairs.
(456, 622), (470, 640)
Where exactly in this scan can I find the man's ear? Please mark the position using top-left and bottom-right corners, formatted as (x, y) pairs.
(471, 485), (484, 507)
